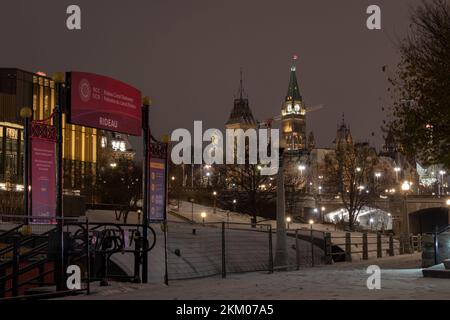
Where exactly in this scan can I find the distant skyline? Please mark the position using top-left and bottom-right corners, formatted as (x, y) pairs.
(0, 0), (422, 158)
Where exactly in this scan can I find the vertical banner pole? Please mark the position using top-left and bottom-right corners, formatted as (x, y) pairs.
(163, 142), (169, 286)
(142, 98), (150, 283)
(53, 74), (64, 291)
(19, 107), (33, 222)
(23, 116), (30, 219)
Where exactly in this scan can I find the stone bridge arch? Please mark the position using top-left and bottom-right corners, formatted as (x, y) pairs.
(306, 195), (450, 235)
(408, 207), (449, 234)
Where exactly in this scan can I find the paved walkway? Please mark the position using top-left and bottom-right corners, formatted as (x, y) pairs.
(63, 253), (450, 300)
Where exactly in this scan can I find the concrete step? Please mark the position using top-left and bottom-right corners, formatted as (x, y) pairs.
(422, 263), (450, 279)
(444, 259), (450, 270)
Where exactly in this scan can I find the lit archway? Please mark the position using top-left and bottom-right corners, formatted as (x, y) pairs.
(324, 206), (393, 231)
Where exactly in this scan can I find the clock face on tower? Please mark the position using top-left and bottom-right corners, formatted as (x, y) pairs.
(294, 104), (300, 112)
(287, 103), (292, 112)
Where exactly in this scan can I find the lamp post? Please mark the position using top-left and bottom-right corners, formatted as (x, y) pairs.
(206, 171), (211, 188)
(439, 170), (446, 196)
(298, 164), (306, 176)
(321, 206), (326, 223)
(232, 199), (237, 212)
(309, 219), (314, 266)
(212, 191), (217, 213)
(286, 216), (291, 230)
(375, 172), (381, 186)
(298, 164), (306, 193)
(394, 167), (401, 183)
(190, 198), (195, 223)
(52, 72), (65, 291)
(201, 211), (207, 225)
(274, 151), (288, 268)
(401, 181), (411, 235)
(20, 107), (32, 220)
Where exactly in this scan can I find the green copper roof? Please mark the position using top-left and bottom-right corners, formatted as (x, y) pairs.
(286, 66), (302, 101)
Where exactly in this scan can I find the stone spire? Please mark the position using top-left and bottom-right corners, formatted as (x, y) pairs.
(226, 68), (256, 129)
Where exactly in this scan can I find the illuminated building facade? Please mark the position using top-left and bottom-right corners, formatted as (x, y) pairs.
(0, 68), (98, 193)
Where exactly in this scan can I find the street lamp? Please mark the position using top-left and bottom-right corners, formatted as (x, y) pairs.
(298, 164), (306, 175)
(212, 191), (217, 213)
(394, 167), (401, 182)
(137, 209), (142, 224)
(401, 181), (411, 192)
(401, 181), (411, 235)
(446, 199), (450, 206)
(375, 172), (381, 185)
(205, 171), (211, 187)
(286, 216), (292, 229)
(439, 170), (446, 196)
(309, 219), (315, 266)
(201, 211), (207, 225)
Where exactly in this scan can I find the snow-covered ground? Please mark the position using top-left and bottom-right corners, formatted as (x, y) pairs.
(170, 201), (400, 261)
(63, 253), (450, 300)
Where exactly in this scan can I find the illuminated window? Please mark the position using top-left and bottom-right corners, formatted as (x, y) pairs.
(112, 140), (126, 152)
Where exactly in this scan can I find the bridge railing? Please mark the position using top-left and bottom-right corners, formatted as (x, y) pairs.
(325, 231), (416, 262)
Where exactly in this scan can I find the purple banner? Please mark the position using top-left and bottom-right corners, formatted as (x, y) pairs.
(149, 158), (166, 221)
(31, 138), (56, 224)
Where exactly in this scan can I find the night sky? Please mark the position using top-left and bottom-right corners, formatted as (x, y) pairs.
(0, 0), (422, 158)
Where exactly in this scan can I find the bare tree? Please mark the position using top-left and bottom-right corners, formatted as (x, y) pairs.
(220, 163), (275, 222)
(325, 143), (378, 230)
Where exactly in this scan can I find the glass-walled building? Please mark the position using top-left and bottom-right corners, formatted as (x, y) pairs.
(0, 68), (98, 193)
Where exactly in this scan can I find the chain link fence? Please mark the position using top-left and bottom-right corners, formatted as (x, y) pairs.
(166, 221), (329, 280)
(166, 221), (274, 280)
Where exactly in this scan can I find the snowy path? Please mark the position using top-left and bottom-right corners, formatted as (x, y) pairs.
(64, 253), (450, 300)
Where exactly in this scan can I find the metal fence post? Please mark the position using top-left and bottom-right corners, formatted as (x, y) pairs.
(85, 217), (90, 295)
(434, 227), (439, 265)
(399, 234), (405, 255)
(362, 232), (368, 260)
(310, 228), (315, 267)
(345, 232), (352, 262)
(12, 237), (20, 297)
(268, 225), (274, 273)
(324, 232), (332, 264)
(295, 229), (300, 270)
(417, 234), (422, 252)
(389, 234), (394, 256)
(377, 232), (382, 258)
(221, 222), (226, 278)
(0, 265), (5, 298)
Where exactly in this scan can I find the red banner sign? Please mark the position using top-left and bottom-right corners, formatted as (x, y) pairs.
(68, 72), (142, 136)
(31, 138), (56, 223)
